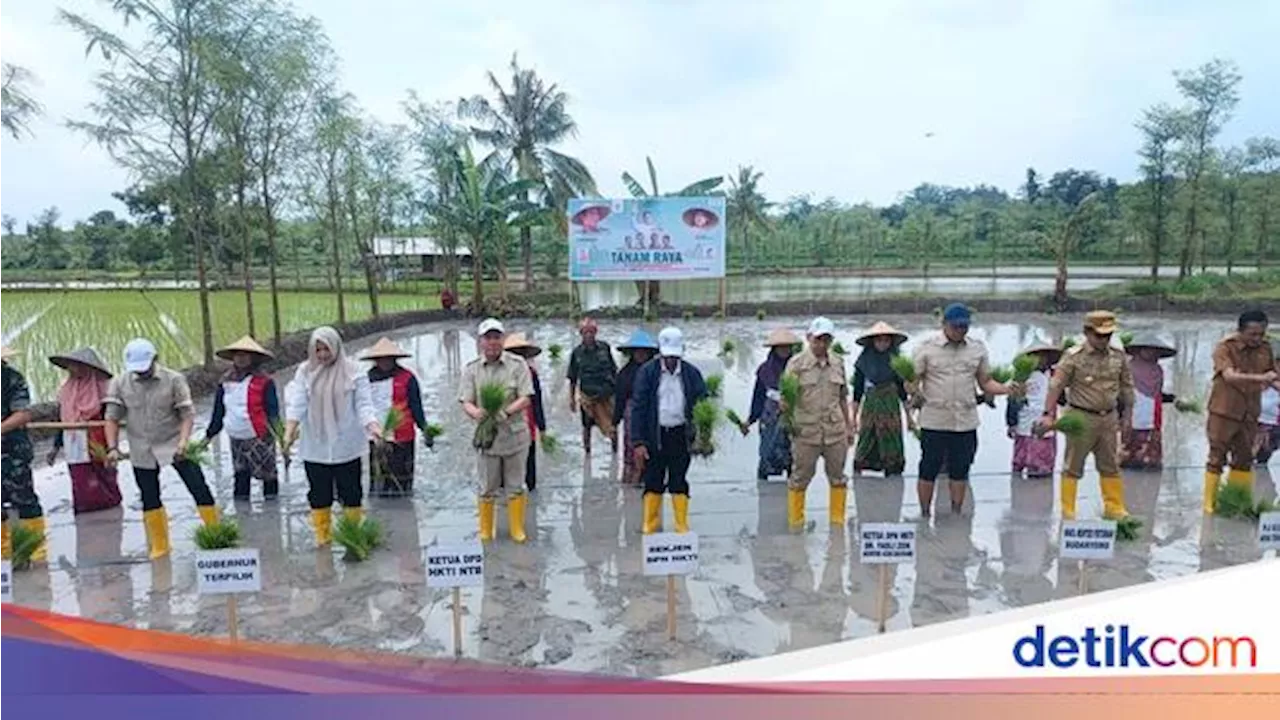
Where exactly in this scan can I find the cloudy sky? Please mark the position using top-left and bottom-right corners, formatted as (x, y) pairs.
(2, 0), (1277, 226)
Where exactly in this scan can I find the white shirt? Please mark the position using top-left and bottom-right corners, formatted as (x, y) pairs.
(1261, 387), (1280, 426)
(658, 362), (686, 428)
(285, 370), (377, 465)
(1016, 370), (1051, 436)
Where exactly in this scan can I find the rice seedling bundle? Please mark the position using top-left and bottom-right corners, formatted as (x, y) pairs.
(8, 523), (45, 571)
(691, 398), (721, 456)
(472, 381), (508, 450)
(779, 373), (801, 431)
(890, 355), (916, 383)
(193, 520), (241, 550)
(333, 515), (383, 562)
(705, 374), (724, 398)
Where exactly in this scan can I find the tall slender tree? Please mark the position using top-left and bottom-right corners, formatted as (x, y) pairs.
(1135, 104), (1182, 280)
(1, 63), (43, 139)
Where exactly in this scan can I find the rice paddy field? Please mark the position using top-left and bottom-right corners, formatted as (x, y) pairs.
(0, 289), (440, 400)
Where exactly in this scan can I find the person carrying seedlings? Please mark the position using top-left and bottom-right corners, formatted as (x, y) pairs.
(631, 327), (707, 534)
(912, 304), (1018, 517)
(1005, 343), (1063, 479)
(460, 318), (533, 543)
(46, 347), (122, 514)
(2, 346), (46, 564)
(1119, 334), (1178, 470)
(283, 327), (382, 547)
(1202, 310), (1279, 512)
(1036, 311), (1134, 521)
(360, 337), (433, 498)
(205, 336), (280, 500)
(103, 338), (219, 560)
(850, 321), (913, 477)
(734, 328), (801, 482)
(503, 333), (546, 492)
(568, 317), (618, 455)
(782, 317), (854, 528)
(1254, 339), (1280, 465)
(614, 329), (660, 485)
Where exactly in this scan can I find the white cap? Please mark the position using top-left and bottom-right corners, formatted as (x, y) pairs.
(658, 327), (684, 357)
(477, 318), (505, 336)
(123, 338), (157, 373)
(808, 316), (835, 338)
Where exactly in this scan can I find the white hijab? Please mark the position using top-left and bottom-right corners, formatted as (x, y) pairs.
(304, 326), (360, 442)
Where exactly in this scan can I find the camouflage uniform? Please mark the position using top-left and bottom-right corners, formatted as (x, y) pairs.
(2, 363), (42, 521)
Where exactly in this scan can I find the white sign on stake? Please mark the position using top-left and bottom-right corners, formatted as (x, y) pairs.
(1, 560), (12, 603)
(195, 548), (262, 595)
(643, 532), (699, 577)
(426, 541), (485, 588)
(1259, 512), (1280, 552)
(1060, 520), (1117, 560)
(859, 523), (917, 564)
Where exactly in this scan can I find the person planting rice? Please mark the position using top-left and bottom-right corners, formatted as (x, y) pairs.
(736, 328), (801, 481)
(2, 346), (46, 564)
(1119, 334), (1179, 470)
(850, 321), (913, 477)
(1004, 343), (1063, 479)
(205, 336), (281, 500)
(460, 319), (533, 543)
(568, 317), (618, 456)
(613, 329), (659, 485)
(1036, 312), (1135, 524)
(1255, 339), (1280, 464)
(360, 337), (434, 497)
(45, 347), (122, 514)
(502, 333), (546, 492)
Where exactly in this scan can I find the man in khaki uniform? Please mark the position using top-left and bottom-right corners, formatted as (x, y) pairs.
(460, 318), (533, 543)
(1202, 310), (1277, 512)
(784, 317), (853, 529)
(1038, 311), (1135, 520)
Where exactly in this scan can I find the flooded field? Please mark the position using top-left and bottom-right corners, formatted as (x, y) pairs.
(7, 313), (1275, 677)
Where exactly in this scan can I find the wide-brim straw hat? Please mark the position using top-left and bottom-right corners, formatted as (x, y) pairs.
(503, 332), (542, 358)
(856, 321), (908, 347)
(1021, 342), (1063, 362)
(1, 345), (15, 361)
(360, 337), (411, 361)
(1124, 333), (1176, 359)
(49, 347), (113, 377)
(216, 335), (274, 362)
(764, 328), (802, 347)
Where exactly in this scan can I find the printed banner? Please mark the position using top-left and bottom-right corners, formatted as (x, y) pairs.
(567, 196), (726, 281)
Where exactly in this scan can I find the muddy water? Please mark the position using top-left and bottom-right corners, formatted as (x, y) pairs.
(11, 314), (1275, 676)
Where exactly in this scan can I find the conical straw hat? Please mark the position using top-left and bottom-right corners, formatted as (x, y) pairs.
(856, 321), (908, 347)
(764, 328), (802, 347)
(1, 345), (16, 361)
(215, 335), (274, 361)
(49, 347), (113, 377)
(503, 332), (542, 358)
(1123, 333), (1176, 359)
(360, 337), (411, 360)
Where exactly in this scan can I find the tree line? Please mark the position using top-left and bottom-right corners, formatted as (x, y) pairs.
(2, 1), (1277, 364)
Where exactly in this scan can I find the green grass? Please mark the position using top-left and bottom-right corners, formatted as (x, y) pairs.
(540, 432), (559, 454)
(332, 515), (383, 562)
(720, 338), (736, 355)
(547, 344), (563, 361)
(1116, 515), (1142, 542)
(779, 373), (801, 431)
(8, 522), (45, 571)
(691, 398), (720, 456)
(473, 381), (507, 450)
(1214, 483), (1255, 519)
(193, 520), (241, 550)
(705, 374), (723, 398)
(1052, 411), (1087, 438)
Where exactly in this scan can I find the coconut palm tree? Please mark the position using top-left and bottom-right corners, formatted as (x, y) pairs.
(726, 165), (771, 271)
(459, 54), (597, 292)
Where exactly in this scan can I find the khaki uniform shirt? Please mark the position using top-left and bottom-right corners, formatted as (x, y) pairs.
(784, 349), (848, 446)
(103, 365), (194, 470)
(1049, 344), (1134, 414)
(1208, 334), (1275, 422)
(913, 333), (991, 432)
(459, 350), (534, 457)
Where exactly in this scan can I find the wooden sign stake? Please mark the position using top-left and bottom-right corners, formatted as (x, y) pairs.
(717, 278), (727, 318)
(1077, 559), (1087, 595)
(875, 564), (890, 634)
(227, 596), (240, 643)
(666, 575), (677, 640)
(452, 587), (463, 657)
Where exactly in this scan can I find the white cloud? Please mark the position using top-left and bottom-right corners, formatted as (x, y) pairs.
(2, 0), (1277, 225)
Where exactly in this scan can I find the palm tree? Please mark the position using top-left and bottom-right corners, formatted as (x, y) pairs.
(459, 54), (597, 292)
(621, 156), (724, 305)
(726, 165), (771, 271)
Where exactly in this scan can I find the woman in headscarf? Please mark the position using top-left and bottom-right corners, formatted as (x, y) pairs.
(1120, 334), (1178, 470)
(850, 322), (912, 477)
(613, 329), (659, 485)
(46, 347), (122, 514)
(284, 327), (381, 546)
(736, 328), (801, 481)
(503, 333), (546, 491)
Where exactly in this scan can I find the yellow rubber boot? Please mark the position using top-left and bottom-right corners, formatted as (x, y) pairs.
(478, 499), (496, 542)
(671, 494), (690, 533)
(20, 517), (48, 563)
(197, 505), (220, 526)
(1060, 475), (1079, 520)
(1202, 471), (1222, 514)
(642, 493), (662, 534)
(1, 520), (11, 560)
(788, 488), (806, 529)
(1226, 467), (1254, 491)
(143, 508), (171, 560)
(311, 508), (333, 546)
(829, 486), (847, 525)
(1100, 475), (1129, 519)
(507, 495), (528, 544)
(343, 506), (364, 524)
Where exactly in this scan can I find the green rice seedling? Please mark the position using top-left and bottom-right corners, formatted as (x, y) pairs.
(1011, 354), (1039, 383)
(1174, 397), (1203, 413)
(472, 382), (508, 450)
(425, 422), (445, 440)
(179, 437), (212, 466)
(548, 344), (563, 361)
(890, 355), (916, 383)
(645, 308), (657, 322)
(1116, 515), (1142, 542)
(779, 373), (801, 431)
(831, 341), (847, 355)
(1214, 483), (1254, 519)
(724, 408), (745, 428)
(705, 373), (724, 398)
(1119, 331), (1134, 347)
(379, 406), (405, 441)
(1246, 497), (1277, 522)
(790, 343), (803, 355)
(756, 308), (766, 320)
(683, 309), (695, 322)
(332, 515), (383, 562)
(721, 338), (736, 355)
(989, 365), (1014, 384)
(540, 432), (559, 455)
(8, 522), (45, 571)
(691, 398), (721, 456)
(1061, 337), (1077, 350)
(1052, 411), (1087, 438)
(193, 519), (241, 550)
